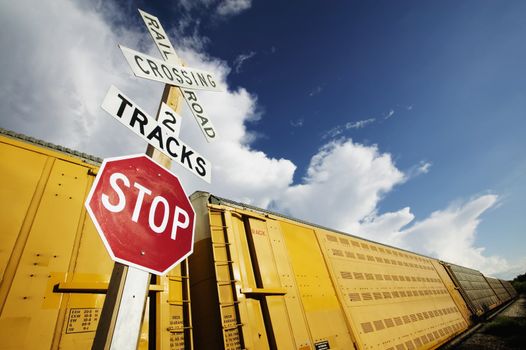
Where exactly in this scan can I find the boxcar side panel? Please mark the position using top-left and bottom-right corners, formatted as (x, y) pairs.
(189, 194), (477, 350)
(430, 260), (473, 325)
(1, 134), (192, 350)
(0, 154), (94, 349)
(317, 229), (468, 350)
(485, 277), (511, 304)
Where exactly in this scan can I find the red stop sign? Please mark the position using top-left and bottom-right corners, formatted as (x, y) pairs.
(85, 154), (195, 275)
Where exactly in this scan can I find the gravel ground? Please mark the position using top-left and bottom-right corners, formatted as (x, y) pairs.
(499, 295), (526, 317)
(453, 295), (526, 350)
(453, 332), (523, 350)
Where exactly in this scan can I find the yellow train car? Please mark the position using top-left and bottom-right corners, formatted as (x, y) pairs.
(0, 129), (518, 349)
(0, 130), (191, 350)
(500, 279), (518, 299)
(439, 263), (501, 318)
(485, 276), (513, 304)
(189, 192), (474, 350)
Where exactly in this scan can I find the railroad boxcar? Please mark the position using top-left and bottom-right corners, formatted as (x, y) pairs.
(440, 263), (502, 318)
(0, 131), (191, 350)
(0, 129), (518, 350)
(485, 276), (512, 303)
(189, 192), (473, 350)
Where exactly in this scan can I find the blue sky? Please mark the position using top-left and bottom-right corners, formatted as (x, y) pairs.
(1, 0), (524, 278)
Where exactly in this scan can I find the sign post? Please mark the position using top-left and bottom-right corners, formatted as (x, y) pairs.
(88, 8), (219, 349)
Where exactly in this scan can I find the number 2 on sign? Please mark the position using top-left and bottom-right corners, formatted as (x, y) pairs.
(159, 102), (182, 137)
(101, 172), (189, 240)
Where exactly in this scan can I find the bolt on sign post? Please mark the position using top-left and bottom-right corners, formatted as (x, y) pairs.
(87, 8), (220, 350)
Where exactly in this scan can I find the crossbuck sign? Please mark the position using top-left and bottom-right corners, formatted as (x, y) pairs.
(101, 9), (221, 183)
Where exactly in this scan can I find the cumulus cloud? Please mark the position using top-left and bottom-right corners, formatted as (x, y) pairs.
(358, 207), (415, 245)
(0, 0), (293, 208)
(397, 195), (509, 275)
(0, 0), (148, 157)
(274, 139), (405, 230)
(352, 194), (513, 277)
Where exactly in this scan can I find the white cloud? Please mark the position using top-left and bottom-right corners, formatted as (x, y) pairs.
(178, 0), (216, 11)
(217, 0), (252, 16)
(0, 0), (148, 157)
(358, 208), (415, 245)
(493, 258), (526, 280)
(274, 139), (405, 231)
(417, 161), (432, 174)
(233, 51), (256, 73)
(385, 109), (395, 119)
(396, 195), (510, 276)
(0, 0), (293, 208)
(404, 160), (432, 180)
(351, 194), (517, 277)
(322, 126), (343, 139)
(322, 118), (375, 139)
(346, 118), (375, 129)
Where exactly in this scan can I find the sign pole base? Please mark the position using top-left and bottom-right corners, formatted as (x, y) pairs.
(92, 263), (150, 350)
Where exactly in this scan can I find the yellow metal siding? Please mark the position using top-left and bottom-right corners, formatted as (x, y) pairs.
(0, 134), (192, 349)
(0, 154), (95, 349)
(442, 263), (500, 316)
(189, 195), (477, 350)
(52, 201), (112, 349)
(317, 230), (467, 350)
(8, 131), (518, 350)
(281, 223), (355, 350)
(189, 208), (251, 350)
(265, 218), (310, 350)
(0, 140), (49, 284)
(430, 260), (472, 325)
(485, 277), (511, 303)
